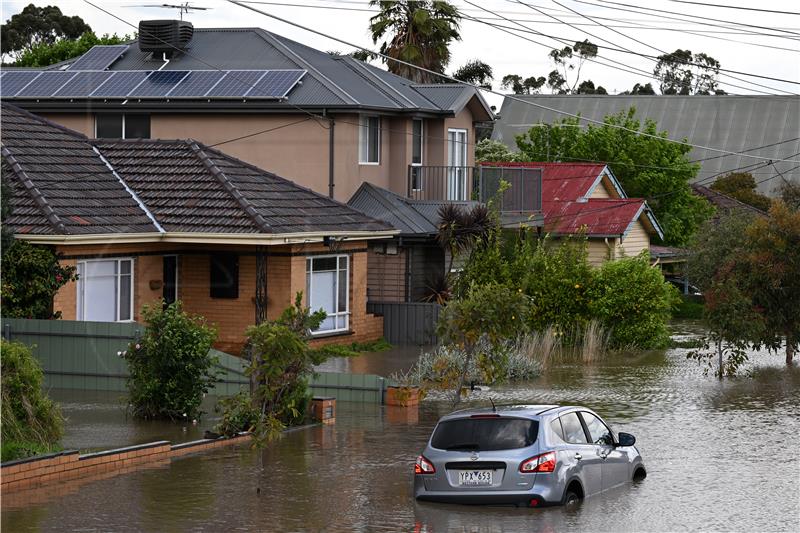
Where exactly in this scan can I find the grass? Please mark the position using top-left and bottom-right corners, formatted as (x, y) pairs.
(1, 440), (60, 463)
(316, 337), (393, 358)
(673, 295), (705, 320)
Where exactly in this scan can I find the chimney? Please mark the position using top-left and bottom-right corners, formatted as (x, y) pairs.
(138, 20), (194, 55)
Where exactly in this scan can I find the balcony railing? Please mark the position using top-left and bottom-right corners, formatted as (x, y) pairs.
(407, 165), (542, 213)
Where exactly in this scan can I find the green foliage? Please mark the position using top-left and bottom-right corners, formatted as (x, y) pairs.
(14, 31), (129, 67)
(673, 295), (705, 320)
(514, 107), (714, 245)
(588, 253), (680, 349)
(475, 139), (523, 162)
(452, 59), (492, 89)
(1, 4), (91, 60)
(235, 293), (330, 445)
(214, 392), (260, 438)
(654, 49), (724, 95)
(1, 340), (63, 461)
(778, 180), (800, 211)
(711, 172), (772, 212)
(1, 241), (77, 319)
(1, 177), (15, 259)
(123, 301), (219, 420)
(368, 0), (461, 83)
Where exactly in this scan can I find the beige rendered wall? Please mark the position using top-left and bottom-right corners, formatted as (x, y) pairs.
(38, 113), (93, 137)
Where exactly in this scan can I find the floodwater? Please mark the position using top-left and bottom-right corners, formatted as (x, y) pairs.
(3, 324), (799, 532)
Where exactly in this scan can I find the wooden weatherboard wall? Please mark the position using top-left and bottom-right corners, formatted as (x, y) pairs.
(2, 318), (389, 402)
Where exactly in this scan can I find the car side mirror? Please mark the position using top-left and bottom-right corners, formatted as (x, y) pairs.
(616, 432), (635, 447)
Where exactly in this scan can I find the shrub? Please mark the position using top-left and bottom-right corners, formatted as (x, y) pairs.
(214, 392), (260, 437)
(1, 241), (77, 319)
(1, 340), (63, 461)
(588, 253), (680, 349)
(123, 301), (219, 420)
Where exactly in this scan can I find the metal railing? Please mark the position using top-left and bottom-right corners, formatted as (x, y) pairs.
(407, 165), (542, 213)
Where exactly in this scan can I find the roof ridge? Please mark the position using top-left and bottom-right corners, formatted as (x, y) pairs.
(0, 146), (68, 234)
(341, 57), (417, 108)
(188, 141), (273, 234)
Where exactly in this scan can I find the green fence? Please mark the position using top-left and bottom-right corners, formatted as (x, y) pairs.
(2, 318), (388, 403)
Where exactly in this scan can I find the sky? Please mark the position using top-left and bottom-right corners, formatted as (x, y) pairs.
(2, 0), (799, 109)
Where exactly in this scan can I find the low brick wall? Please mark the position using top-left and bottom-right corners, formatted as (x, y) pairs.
(0, 434), (252, 493)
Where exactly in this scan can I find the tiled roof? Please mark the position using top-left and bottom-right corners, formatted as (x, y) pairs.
(1, 104), (392, 236)
(691, 183), (768, 217)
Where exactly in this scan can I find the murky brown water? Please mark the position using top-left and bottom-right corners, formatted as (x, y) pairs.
(3, 324), (799, 532)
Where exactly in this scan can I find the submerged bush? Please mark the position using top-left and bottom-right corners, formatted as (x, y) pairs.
(124, 301), (219, 420)
(1, 340), (63, 461)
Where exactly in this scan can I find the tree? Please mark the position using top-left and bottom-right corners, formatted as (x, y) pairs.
(654, 49), (725, 95)
(13, 31), (129, 67)
(1, 4), (91, 62)
(576, 80), (608, 95)
(548, 39), (598, 94)
(475, 139), (519, 162)
(368, 0), (461, 83)
(514, 107), (714, 245)
(711, 172), (772, 212)
(628, 82), (656, 95)
(777, 180), (800, 211)
(501, 74), (545, 95)
(452, 59), (492, 89)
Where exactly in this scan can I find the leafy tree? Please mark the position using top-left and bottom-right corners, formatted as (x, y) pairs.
(1, 178), (14, 259)
(777, 180), (800, 211)
(548, 39), (598, 94)
(547, 69), (568, 94)
(711, 172), (772, 212)
(368, 0), (461, 83)
(628, 82), (656, 95)
(14, 32), (130, 67)
(514, 107), (714, 245)
(350, 49), (378, 62)
(501, 74), (545, 95)
(452, 59), (493, 89)
(123, 301), (219, 420)
(437, 203), (496, 274)
(654, 49), (726, 95)
(576, 80), (607, 95)
(1, 4), (91, 62)
(475, 138), (520, 162)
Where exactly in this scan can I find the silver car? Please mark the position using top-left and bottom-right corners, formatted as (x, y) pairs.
(414, 405), (646, 506)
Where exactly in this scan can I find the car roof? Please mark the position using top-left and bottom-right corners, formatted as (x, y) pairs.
(440, 404), (560, 421)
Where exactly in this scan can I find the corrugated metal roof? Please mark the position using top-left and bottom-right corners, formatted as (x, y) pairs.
(544, 198), (644, 236)
(492, 95), (800, 194)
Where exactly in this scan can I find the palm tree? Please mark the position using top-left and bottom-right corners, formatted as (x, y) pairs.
(368, 0), (461, 83)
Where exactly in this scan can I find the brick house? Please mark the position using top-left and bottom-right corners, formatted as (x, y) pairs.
(1, 104), (397, 353)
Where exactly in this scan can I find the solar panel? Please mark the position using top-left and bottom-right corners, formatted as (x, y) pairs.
(0, 71), (42, 97)
(166, 70), (226, 97)
(53, 71), (115, 97)
(129, 70), (189, 97)
(90, 71), (148, 97)
(205, 70), (267, 97)
(247, 70), (305, 98)
(16, 71), (78, 97)
(69, 45), (128, 71)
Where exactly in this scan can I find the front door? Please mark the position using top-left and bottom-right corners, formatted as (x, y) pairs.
(447, 128), (468, 201)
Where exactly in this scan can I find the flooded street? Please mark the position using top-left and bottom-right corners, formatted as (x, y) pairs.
(3, 326), (799, 532)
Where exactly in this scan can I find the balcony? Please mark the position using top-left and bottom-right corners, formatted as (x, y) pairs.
(407, 165), (542, 215)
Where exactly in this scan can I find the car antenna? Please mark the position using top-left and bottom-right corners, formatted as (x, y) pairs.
(489, 397), (496, 412)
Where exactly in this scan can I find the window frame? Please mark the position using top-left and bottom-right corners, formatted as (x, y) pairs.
(163, 254), (179, 306)
(410, 118), (424, 191)
(76, 257), (134, 323)
(359, 115), (381, 165)
(306, 254), (350, 335)
(578, 411), (616, 446)
(447, 128), (469, 201)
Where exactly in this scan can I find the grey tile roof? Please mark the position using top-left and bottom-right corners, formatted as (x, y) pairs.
(492, 95), (800, 194)
(12, 28), (492, 118)
(691, 183), (768, 217)
(1, 103), (392, 236)
(347, 182), (477, 236)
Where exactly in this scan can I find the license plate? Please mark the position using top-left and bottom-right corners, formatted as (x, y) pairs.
(458, 470), (493, 486)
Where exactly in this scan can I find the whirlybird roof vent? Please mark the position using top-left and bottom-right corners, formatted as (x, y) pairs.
(138, 20), (194, 54)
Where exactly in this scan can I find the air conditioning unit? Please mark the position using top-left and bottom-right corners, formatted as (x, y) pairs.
(138, 20), (194, 55)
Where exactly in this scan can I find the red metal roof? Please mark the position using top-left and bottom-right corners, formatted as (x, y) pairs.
(479, 161), (608, 201)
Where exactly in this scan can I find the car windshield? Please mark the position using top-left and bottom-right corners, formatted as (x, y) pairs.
(430, 417), (538, 451)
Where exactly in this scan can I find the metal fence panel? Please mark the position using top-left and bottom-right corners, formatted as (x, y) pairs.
(367, 301), (440, 345)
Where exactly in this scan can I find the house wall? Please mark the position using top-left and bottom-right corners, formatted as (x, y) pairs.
(590, 181), (612, 199)
(50, 241), (382, 354)
(586, 238), (617, 265)
(619, 218), (651, 258)
(38, 108), (478, 203)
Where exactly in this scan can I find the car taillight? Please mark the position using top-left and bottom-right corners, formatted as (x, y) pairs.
(415, 455), (435, 474)
(520, 451), (556, 473)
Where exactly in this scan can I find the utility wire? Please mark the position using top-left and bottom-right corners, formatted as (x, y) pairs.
(665, 0), (800, 17)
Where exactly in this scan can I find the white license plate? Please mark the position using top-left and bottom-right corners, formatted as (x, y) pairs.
(458, 470), (493, 486)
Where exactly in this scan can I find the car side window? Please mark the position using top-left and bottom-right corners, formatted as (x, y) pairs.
(580, 412), (614, 446)
(550, 418), (565, 441)
(559, 412), (588, 444)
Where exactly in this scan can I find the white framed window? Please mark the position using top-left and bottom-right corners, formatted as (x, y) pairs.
(76, 258), (134, 322)
(447, 128), (468, 200)
(359, 115), (381, 164)
(411, 119), (424, 190)
(306, 255), (350, 334)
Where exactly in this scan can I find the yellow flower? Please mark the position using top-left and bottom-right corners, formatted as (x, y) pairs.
(574, 284), (581, 289)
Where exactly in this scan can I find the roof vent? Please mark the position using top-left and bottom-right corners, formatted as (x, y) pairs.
(138, 20), (194, 55)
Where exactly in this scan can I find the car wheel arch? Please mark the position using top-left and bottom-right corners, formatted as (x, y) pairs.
(563, 477), (585, 502)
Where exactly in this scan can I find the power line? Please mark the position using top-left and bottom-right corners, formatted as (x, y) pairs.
(665, 0), (800, 16)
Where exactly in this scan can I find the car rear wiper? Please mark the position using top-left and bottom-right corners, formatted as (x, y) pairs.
(445, 443), (481, 451)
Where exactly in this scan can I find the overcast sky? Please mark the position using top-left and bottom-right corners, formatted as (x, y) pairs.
(2, 0), (799, 108)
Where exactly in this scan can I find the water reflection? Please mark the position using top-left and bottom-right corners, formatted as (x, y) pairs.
(3, 332), (798, 532)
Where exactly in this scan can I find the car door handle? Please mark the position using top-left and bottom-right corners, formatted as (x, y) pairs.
(574, 453), (582, 460)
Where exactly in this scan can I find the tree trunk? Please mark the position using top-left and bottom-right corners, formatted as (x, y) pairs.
(453, 347), (473, 408)
(787, 336), (795, 366)
(717, 340), (724, 380)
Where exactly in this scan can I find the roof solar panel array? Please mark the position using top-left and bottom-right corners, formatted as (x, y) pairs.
(0, 69), (306, 100)
(68, 45), (129, 71)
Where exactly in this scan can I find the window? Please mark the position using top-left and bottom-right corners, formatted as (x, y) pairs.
(550, 418), (565, 441)
(559, 412), (589, 444)
(359, 115), (380, 164)
(306, 255), (349, 334)
(163, 255), (178, 306)
(411, 119), (423, 190)
(76, 259), (133, 322)
(210, 254), (238, 299)
(431, 418), (538, 451)
(95, 113), (151, 139)
(580, 412), (614, 446)
(447, 128), (468, 200)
